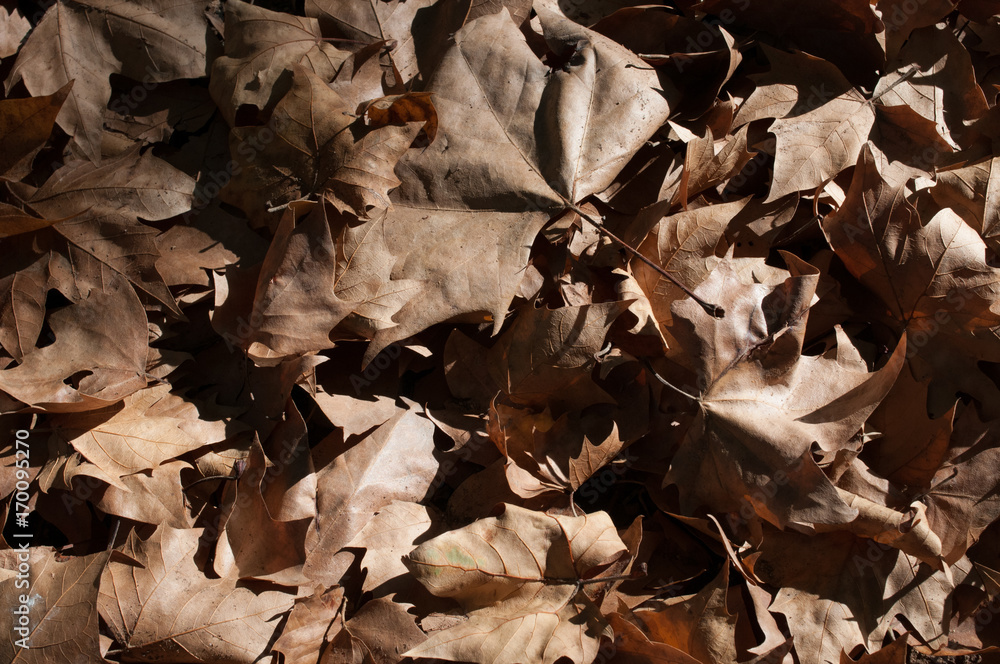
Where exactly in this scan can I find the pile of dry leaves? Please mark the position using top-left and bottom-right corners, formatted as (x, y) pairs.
(2, 0), (1000, 662)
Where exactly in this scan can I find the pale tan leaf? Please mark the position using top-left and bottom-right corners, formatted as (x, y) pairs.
(0, 548), (110, 664)
(98, 525), (295, 663)
(49, 384), (234, 482)
(303, 402), (439, 586)
(403, 504), (628, 664)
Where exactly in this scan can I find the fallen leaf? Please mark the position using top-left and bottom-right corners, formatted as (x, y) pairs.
(24, 148), (197, 314)
(873, 24), (989, 148)
(303, 401), (439, 586)
(48, 384), (233, 483)
(98, 525), (295, 663)
(209, 0), (349, 128)
(7, 0), (218, 160)
(224, 65), (428, 224)
(0, 548), (110, 664)
(662, 259), (904, 527)
(930, 155), (1000, 246)
(822, 145), (1000, 416)
(403, 504), (628, 664)
(0, 268), (148, 412)
(0, 7), (29, 59)
(924, 407), (1000, 564)
(272, 586), (346, 664)
(0, 82), (72, 179)
(633, 564), (738, 664)
(345, 500), (439, 596)
(213, 432), (313, 584)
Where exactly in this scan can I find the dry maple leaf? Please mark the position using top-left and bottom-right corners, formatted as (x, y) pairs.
(923, 407), (1000, 564)
(209, 0), (349, 128)
(20, 148), (197, 315)
(235, 202), (356, 363)
(305, 0), (468, 86)
(0, 81), (71, 181)
(930, 154), (1000, 247)
(335, 596), (427, 664)
(0, 7), (29, 59)
(6, 0), (217, 161)
(46, 383), (235, 485)
(876, 0), (957, 61)
(873, 24), (989, 148)
(489, 403), (627, 499)
(753, 529), (890, 664)
(212, 430), (314, 585)
(0, 267), (148, 412)
(754, 527), (972, 664)
(632, 196), (748, 331)
(402, 504), (629, 664)
(272, 586), (346, 664)
(344, 500), (440, 597)
(488, 301), (629, 408)
(864, 370), (955, 491)
(588, 6), (740, 121)
(303, 401), (440, 587)
(630, 564), (738, 664)
(90, 459), (196, 529)
(676, 128), (754, 208)
(98, 525), (295, 663)
(662, 258), (904, 527)
(224, 65), (431, 225)
(0, 548), (111, 663)
(393, 7), (676, 210)
(822, 145), (1000, 415)
(345, 7), (676, 359)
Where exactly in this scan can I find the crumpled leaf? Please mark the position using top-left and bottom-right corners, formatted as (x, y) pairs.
(209, 0), (349, 127)
(662, 258), (904, 527)
(403, 504), (628, 664)
(224, 65), (430, 224)
(6, 0), (218, 160)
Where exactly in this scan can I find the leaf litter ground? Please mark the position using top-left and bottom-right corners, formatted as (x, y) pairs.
(2, 1), (1000, 663)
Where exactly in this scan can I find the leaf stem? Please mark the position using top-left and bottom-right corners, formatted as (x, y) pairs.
(565, 203), (725, 318)
(640, 357), (701, 402)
